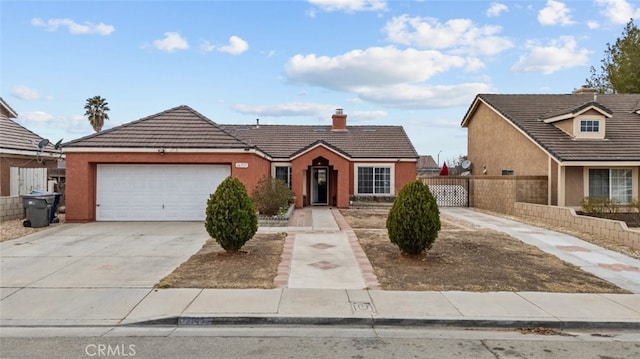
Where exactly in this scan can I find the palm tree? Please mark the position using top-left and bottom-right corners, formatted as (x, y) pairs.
(84, 95), (110, 132)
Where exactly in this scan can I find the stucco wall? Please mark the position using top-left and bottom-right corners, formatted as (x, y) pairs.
(564, 166), (584, 207)
(64, 151), (271, 222)
(466, 103), (549, 177)
(291, 146), (351, 208)
(514, 202), (640, 250)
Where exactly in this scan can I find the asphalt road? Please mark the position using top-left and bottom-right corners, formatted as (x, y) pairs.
(1, 326), (639, 359)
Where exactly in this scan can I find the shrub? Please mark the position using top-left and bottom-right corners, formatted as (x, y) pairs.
(386, 180), (441, 255)
(205, 176), (258, 252)
(252, 176), (292, 216)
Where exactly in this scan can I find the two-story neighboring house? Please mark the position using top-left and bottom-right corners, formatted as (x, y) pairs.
(461, 89), (640, 207)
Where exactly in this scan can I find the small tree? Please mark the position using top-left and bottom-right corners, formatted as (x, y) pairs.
(205, 176), (258, 253)
(252, 176), (292, 216)
(84, 95), (110, 132)
(386, 180), (441, 255)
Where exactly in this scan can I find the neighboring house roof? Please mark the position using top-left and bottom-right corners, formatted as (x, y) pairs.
(0, 101), (57, 155)
(417, 155), (438, 169)
(64, 105), (419, 160)
(64, 105), (251, 149)
(0, 97), (18, 118)
(462, 94), (640, 162)
(222, 124), (418, 159)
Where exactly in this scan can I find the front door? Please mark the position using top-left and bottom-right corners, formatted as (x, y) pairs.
(311, 167), (329, 205)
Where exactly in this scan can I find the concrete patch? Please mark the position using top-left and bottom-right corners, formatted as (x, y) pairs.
(518, 292), (640, 320)
(369, 291), (462, 318)
(442, 291), (553, 319)
(279, 289), (353, 316)
(184, 289), (282, 315)
(124, 288), (202, 323)
(0, 256), (80, 287)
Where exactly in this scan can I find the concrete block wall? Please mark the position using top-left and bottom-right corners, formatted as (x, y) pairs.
(514, 202), (640, 250)
(472, 177), (518, 215)
(0, 196), (24, 222)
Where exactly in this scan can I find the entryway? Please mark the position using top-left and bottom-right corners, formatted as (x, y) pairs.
(311, 167), (329, 205)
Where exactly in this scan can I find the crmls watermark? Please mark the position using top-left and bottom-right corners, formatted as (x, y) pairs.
(85, 344), (136, 357)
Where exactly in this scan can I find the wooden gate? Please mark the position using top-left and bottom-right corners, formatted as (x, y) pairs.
(10, 167), (47, 196)
(421, 177), (469, 207)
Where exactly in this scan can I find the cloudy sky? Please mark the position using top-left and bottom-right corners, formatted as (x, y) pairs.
(2, 0), (639, 163)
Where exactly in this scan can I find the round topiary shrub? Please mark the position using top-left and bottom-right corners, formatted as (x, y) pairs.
(205, 176), (258, 252)
(386, 180), (441, 255)
(252, 176), (292, 216)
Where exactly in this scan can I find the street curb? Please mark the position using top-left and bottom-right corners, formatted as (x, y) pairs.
(125, 316), (640, 330)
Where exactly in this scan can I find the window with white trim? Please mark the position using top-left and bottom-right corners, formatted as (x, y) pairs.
(274, 166), (292, 188)
(589, 168), (632, 203)
(580, 120), (599, 133)
(357, 166), (391, 194)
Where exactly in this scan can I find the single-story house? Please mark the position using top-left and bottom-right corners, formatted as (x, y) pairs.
(63, 105), (418, 222)
(461, 89), (640, 207)
(0, 97), (62, 197)
(416, 155), (440, 176)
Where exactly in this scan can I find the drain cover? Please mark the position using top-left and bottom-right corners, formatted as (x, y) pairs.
(352, 302), (374, 312)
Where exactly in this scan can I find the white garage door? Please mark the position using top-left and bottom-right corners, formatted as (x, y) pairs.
(96, 164), (230, 221)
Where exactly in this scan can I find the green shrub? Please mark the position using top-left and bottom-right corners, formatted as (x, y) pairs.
(252, 176), (292, 216)
(386, 180), (441, 255)
(582, 197), (622, 215)
(205, 176), (258, 252)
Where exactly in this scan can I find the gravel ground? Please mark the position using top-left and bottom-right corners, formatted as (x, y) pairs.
(0, 214), (65, 242)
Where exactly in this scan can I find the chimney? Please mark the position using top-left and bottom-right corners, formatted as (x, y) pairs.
(331, 108), (347, 131)
(573, 86), (598, 95)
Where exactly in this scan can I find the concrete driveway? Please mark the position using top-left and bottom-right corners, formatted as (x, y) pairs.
(0, 222), (208, 325)
(1, 222), (208, 288)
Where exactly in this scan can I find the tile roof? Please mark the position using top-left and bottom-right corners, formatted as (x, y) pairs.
(64, 105), (418, 160)
(0, 115), (57, 154)
(221, 124), (418, 159)
(64, 105), (251, 149)
(464, 94), (640, 162)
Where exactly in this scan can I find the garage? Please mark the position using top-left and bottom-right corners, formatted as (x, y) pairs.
(96, 164), (230, 221)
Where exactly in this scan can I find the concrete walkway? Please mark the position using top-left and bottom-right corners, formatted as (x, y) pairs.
(1, 207), (640, 330)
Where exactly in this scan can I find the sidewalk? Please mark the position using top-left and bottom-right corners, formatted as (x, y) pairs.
(1, 207), (639, 330)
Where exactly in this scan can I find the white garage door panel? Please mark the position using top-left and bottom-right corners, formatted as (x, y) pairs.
(97, 164), (230, 221)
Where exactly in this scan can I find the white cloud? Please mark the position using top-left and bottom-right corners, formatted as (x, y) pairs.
(285, 46), (469, 91)
(30, 17), (114, 35)
(538, 0), (575, 26)
(232, 102), (336, 118)
(19, 111), (55, 123)
(200, 36), (249, 55)
(218, 36), (249, 55)
(587, 20), (600, 29)
(384, 15), (513, 56)
(357, 83), (492, 108)
(487, 3), (508, 17)
(152, 32), (189, 52)
(511, 36), (590, 74)
(308, 0), (387, 13)
(595, 0), (640, 24)
(11, 85), (48, 100)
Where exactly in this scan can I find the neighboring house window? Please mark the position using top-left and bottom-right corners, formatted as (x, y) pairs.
(580, 120), (599, 133)
(275, 166), (292, 188)
(357, 166), (391, 194)
(589, 169), (632, 203)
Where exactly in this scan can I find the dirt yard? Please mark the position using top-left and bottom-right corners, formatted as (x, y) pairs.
(340, 209), (629, 293)
(156, 233), (286, 289)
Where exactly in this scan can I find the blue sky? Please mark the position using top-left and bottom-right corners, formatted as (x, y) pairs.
(2, 0), (639, 163)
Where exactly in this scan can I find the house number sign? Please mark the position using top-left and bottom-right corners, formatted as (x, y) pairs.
(235, 162), (249, 168)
